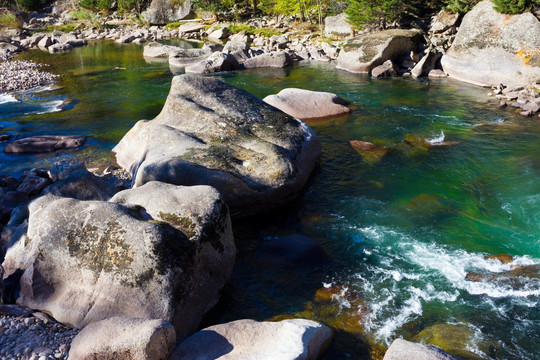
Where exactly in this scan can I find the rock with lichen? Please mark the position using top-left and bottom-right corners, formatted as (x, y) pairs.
(1, 181), (235, 340)
(113, 75), (321, 217)
(441, 0), (540, 87)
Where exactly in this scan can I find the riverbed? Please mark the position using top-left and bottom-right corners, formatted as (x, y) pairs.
(1, 41), (539, 360)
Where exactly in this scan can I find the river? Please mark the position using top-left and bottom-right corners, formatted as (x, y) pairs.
(1, 41), (539, 360)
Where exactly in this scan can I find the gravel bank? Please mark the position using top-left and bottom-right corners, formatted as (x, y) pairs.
(0, 60), (59, 94)
(0, 306), (79, 360)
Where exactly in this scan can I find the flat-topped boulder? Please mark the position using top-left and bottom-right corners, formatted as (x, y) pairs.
(243, 51), (293, 69)
(2, 181), (235, 340)
(143, 42), (182, 58)
(337, 29), (424, 74)
(263, 88), (350, 121)
(168, 47), (214, 69)
(441, 0), (540, 87)
(3, 135), (86, 154)
(170, 319), (333, 360)
(113, 75), (320, 217)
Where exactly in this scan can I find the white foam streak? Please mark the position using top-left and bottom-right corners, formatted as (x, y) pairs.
(0, 94), (18, 104)
(426, 130), (445, 145)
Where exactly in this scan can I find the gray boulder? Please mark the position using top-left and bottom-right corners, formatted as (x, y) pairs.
(143, 0), (191, 25)
(337, 29), (424, 74)
(223, 40), (250, 63)
(383, 338), (462, 360)
(412, 51), (442, 78)
(263, 88), (350, 121)
(112, 75), (320, 217)
(69, 317), (176, 360)
(440, 0), (540, 87)
(208, 27), (229, 41)
(2, 181), (235, 339)
(243, 51), (293, 69)
(371, 59), (398, 78)
(42, 169), (118, 201)
(430, 10), (461, 35)
(143, 42), (181, 58)
(3, 135), (86, 154)
(325, 13), (353, 38)
(170, 319), (333, 360)
(185, 52), (239, 74)
(178, 22), (205, 36)
(169, 47), (213, 69)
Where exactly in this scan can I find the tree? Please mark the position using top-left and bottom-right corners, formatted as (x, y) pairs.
(491, 0), (540, 14)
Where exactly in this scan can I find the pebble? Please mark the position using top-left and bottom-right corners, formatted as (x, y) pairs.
(0, 60), (59, 93)
(0, 310), (78, 360)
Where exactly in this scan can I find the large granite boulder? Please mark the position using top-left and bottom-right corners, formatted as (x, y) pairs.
(441, 0), (540, 87)
(263, 88), (350, 121)
(325, 13), (353, 38)
(112, 75), (320, 217)
(168, 47), (214, 69)
(383, 338), (462, 360)
(184, 52), (239, 74)
(337, 29), (424, 74)
(143, 0), (191, 25)
(170, 319), (333, 360)
(2, 181), (235, 339)
(243, 51), (293, 69)
(69, 317), (176, 360)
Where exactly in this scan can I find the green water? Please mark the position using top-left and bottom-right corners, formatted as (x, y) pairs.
(1, 42), (539, 359)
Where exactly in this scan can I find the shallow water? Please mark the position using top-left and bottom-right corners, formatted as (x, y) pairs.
(2, 42), (540, 359)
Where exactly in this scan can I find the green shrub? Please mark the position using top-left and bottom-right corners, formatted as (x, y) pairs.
(0, 11), (22, 29)
(491, 0), (540, 14)
(78, 0), (114, 10)
(445, 0), (480, 13)
(16, 0), (45, 11)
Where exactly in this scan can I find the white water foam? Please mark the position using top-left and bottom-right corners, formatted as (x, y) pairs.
(426, 130), (445, 145)
(27, 100), (64, 115)
(0, 94), (18, 105)
(332, 223), (540, 344)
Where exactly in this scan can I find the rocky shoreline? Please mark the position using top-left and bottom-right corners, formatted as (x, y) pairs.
(1, 1), (539, 359)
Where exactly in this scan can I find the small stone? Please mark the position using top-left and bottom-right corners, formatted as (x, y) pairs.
(499, 101), (507, 107)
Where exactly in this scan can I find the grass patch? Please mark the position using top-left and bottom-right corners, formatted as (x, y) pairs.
(0, 11), (22, 29)
(165, 21), (186, 30)
(226, 23), (281, 38)
(35, 23), (79, 33)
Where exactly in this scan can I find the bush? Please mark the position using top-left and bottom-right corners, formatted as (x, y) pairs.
(491, 0), (540, 14)
(0, 11), (22, 29)
(445, 0), (479, 13)
(78, 0), (114, 10)
(16, 0), (44, 11)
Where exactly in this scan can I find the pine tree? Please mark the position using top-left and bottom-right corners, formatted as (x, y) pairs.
(491, 0), (540, 14)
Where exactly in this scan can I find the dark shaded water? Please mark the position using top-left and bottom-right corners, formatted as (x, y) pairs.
(1, 41), (539, 359)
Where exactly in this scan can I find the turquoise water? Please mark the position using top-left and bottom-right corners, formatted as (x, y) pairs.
(1, 42), (539, 359)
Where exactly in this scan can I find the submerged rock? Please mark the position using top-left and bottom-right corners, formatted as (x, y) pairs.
(413, 323), (497, 360)
(253, 234), (330, 266)
(2, 181), (235, 339)
(69, 317), (176, 360)
(441, 0), (540, 87)
(383, 338), (461, 360)
(350, 140), (391, 164)
(337, 29), (424, 74)
(170, 319), (333, 360)
(263, 88), (350, 121)
(113, 75), (320, 217)
(3, 135), (86, 154)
